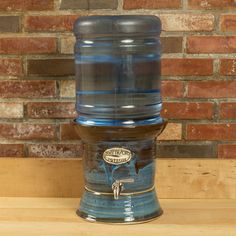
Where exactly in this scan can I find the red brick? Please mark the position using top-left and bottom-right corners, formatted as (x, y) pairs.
(220, 59), (236, 76)
(123, 0), (181, 9)
(162, 102), (214, 120)
(0, 123), (56, 140)
(0, 37), (56, 54)
(0, 0), (54, 11)
(188, 0), (236, 10)
(161, 81), (184, 98)
(188, 81), (236, 98)
(25, 15), (80, 32)
(218, 144), (236, 159)
(60, 123), (80, 140)
(220, 103), (236, 119)
(221, 15), (236, 32)
(162, 59), (213, 76)
(0, 80), (56, 98)
(28, 144), (83, 157)
(187, 124), (236, 140)
(0, 59), (22, 76)
(27, 102), (76, 119)
(159, 14), (214, 32)
(187, 36), (236, 53)
(0, 144), (24, 157)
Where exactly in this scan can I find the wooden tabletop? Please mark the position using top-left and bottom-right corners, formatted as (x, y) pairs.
(0, 198), (235, 236)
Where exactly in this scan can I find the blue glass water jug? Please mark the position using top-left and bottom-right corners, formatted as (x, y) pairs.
(73, 15), (167, 223)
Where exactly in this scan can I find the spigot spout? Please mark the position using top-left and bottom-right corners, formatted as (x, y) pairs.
(112, 178), (134, 200)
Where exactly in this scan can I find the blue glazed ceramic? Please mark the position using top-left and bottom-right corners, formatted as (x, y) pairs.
(73, 15), (166, 223)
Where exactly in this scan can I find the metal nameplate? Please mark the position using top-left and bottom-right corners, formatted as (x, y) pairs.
(103, 147), (132, 165)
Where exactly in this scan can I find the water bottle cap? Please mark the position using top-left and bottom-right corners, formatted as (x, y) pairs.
(73, 15), (161, 37)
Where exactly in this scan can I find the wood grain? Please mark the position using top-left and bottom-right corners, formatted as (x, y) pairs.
(0, 158), (235, 199)
(0, 158), (83, 198)
(0, 198), (235, 236)
(157, 159), (236, 199)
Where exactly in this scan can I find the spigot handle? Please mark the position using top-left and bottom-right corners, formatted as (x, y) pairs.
(119, 178), (134, 183)
(112, 178), (134, 200)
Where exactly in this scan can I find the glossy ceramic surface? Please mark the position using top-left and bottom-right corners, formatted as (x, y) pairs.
(78, 189), (162, 223)
(74, 122), (166, 223)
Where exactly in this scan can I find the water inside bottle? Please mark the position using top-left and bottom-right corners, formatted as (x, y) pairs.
(75, 53), (162, 126)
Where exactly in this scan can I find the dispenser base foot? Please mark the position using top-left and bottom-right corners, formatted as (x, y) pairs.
(76, 208), (163, 224)
(76, 188), (162, 224)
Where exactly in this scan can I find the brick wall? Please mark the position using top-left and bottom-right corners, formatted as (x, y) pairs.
(0, 0), (235, 159)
